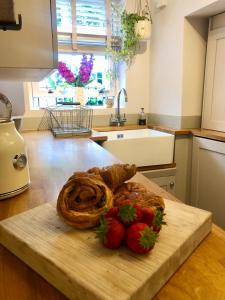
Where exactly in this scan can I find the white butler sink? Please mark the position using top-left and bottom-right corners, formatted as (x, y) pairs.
(98, 129), (174, 167)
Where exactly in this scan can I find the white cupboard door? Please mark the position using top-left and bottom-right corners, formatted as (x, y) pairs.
(191, 137), (225, 230)
(202, 26), (225, 131)
(150, 176), (175, 195)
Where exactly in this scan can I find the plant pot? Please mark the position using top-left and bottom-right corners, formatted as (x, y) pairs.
(75, 87), (85, 105)
(135, 20), (151, 40)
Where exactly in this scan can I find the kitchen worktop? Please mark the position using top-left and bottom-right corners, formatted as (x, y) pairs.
(148, 125), (225, 143)
(191, 128), (225, 142)
(92, 124), (189, 137)
(93, 124), (225, 143)
(0, 131), (225, 300)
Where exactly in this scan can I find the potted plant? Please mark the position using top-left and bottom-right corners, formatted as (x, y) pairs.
(58, 55), (94, 105)
(107, 2), (152, 66)
(135, 2), (152, 40)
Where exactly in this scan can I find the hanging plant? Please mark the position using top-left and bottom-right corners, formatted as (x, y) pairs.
(135, 1), (153, 40)
(107, 1), (152, 66)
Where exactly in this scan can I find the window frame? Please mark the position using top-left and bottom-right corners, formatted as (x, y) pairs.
(25, 0), (125, 112)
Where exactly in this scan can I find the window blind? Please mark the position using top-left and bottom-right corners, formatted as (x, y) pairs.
(56, 0), (111, 52)
(56, 0), (72, 33)
(77, 0), (106, 35)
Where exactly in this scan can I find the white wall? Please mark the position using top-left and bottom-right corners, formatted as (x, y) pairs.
(125, 42), (150, 115)
(149, 0), (222, 119)
(124, 0), (150, 115)
(149, 0), (183, 116)
(182, 17), (208, 117)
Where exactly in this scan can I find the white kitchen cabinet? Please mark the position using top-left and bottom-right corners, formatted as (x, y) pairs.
(202, 13), (225, 131)
(191, 137), (225, 230)
(141, 168), (176, 195)
(0, 0), (57, 81)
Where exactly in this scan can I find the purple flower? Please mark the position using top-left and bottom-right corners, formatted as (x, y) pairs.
(58, 55), (94, 87)
(58, 62), (75, 84)
(79, 54), (94, 84)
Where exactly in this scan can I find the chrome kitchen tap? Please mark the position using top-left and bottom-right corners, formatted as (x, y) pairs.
(110, 88), (128, 126)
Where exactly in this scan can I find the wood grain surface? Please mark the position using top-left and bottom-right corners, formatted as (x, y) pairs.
(148, 125), (191, 136)
(93, 124), (190, 136)
(0, 131), (224, 300)
(0, 199), (212, 300)
(93, 124), (148, 132)
(191, 128), (225, 143)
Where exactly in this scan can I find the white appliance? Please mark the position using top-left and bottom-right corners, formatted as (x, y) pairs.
(0, 93), (30, 200)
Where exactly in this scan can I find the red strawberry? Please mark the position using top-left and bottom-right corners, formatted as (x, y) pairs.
(141, 207), (155, 227)
(117, 199), (132, 207)
(104, 207), (119, 219)
(126, 223), (158, 254)
(96, 216), (125, 249)
(118, 203), (143, 226)
(152, 209), (167, 233)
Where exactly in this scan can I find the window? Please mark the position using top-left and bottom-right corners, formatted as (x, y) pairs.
(29, 0), (123, 109)
(31, 53), (111, 108)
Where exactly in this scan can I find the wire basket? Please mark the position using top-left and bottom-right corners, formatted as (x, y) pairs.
(46, 105), (93, 138)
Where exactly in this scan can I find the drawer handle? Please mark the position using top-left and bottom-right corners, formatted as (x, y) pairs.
(170, 181), (175, 188)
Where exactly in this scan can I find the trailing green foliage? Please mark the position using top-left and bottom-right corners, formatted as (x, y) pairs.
(107, 10), (149, 65)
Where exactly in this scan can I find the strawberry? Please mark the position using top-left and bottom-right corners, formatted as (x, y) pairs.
(96, 216), (125, 249)
(126, 223), (158, 254)
(116, 199), (132, 207)
(141, 207), (155, 227)
(104, 207), (119, 219)
(152, 209), (167, 233)
(118, 203), (143, 226)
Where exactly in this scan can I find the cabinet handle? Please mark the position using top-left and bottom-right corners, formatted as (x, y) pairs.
(0, 14), (22, 31)
(170, 181), (175, 188)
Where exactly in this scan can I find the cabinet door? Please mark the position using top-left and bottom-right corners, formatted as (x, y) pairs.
(150, 176), (175, 195)
(201, 25), (225, 131)
(141, 169), (176, 195)
(191, 137), (225, 229)
(0, 0), (57, 80)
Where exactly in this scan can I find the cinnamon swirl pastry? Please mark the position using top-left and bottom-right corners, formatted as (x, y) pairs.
(114, 182), (165, 211)
(57, 172), (113, 229)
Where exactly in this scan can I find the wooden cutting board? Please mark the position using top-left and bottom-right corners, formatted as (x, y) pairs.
(0, 199), (212, 300)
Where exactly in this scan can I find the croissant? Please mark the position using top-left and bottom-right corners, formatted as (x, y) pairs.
(114, 182), (165, 211)
(88, 164), (137, 191)
(57, 172), (113, 229)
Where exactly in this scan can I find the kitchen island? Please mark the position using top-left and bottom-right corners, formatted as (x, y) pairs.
(0, 132), (224, 300)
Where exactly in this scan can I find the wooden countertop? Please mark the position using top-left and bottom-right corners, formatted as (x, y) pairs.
(93, 124), (191, 136)
(148, 124), (191, 136)
(0, 132), (225, 300)
(93, 124), (225, 143)
(191, 128), (225, 142)
(93, 124), (148, 132)
(147, 126), (225, 141)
